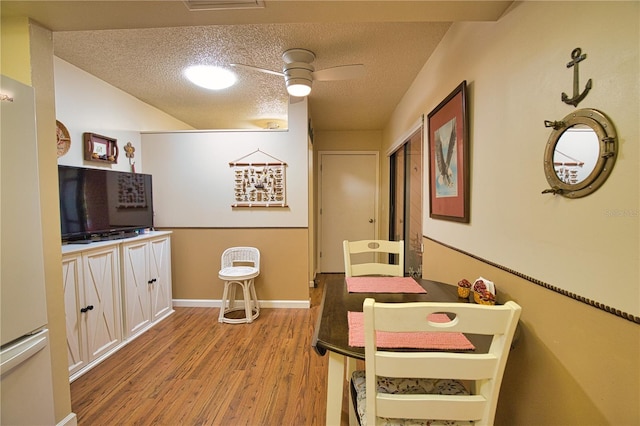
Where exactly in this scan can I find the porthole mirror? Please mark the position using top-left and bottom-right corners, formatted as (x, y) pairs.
(543, 108), (617, 198)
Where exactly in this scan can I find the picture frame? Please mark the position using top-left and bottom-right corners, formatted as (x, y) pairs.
(427, 80), (470, 223)
(84, 132), (119, 164)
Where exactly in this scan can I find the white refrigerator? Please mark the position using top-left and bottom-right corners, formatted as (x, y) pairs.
(0, 75), (56, 425)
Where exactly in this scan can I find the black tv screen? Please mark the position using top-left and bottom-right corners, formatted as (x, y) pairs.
(58, 165), (154, 243)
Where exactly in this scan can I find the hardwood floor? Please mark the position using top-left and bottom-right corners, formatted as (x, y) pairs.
(71, 274), (349, 425)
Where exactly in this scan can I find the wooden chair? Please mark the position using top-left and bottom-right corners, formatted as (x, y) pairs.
(218, 247), (260, 324)
(350, 298), (522, 426)
(343, 240), (404, 277)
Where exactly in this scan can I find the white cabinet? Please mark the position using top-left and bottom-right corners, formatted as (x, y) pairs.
(121, 235), (173, 338)
(61, 231), (173, 381)
(62, 246), (122, 378)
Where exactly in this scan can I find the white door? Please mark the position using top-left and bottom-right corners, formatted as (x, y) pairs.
(122, 241), (151, 337)
(150, 237), (172, 322)
(83, 247), (121, 361)
(62, 254), (85, 374)
(319, 152), (378, 272)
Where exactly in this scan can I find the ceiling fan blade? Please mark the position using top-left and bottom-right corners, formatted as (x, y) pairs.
(312, 64), (364, 81)
(230, 63), (284, 77)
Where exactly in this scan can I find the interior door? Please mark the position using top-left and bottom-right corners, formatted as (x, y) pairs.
(319, 152), (378, 272)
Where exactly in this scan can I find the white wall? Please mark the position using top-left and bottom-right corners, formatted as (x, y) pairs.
(384, 1), (639, 316)
(54, 57), (194, 172)
(141, 98), (309, 228)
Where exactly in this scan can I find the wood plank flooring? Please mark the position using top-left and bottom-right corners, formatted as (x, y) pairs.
(70, 274), (349, 426)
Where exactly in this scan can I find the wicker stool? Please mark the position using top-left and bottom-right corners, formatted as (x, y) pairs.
(218, 247), (260, 324)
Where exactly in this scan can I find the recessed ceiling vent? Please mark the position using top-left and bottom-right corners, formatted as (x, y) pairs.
(183, 0), (265, 11)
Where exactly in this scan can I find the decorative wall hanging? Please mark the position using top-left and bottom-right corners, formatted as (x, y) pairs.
(124, 142), (136, 173)
(561, 47), (592, 107)
(427, 81), (470, 223)
(229, 149), (287, 208)
(84, 132), (118, 164)
(117, 173), (147, 208)
(56, 120), (71, 157)
(542, 108), (617, 198)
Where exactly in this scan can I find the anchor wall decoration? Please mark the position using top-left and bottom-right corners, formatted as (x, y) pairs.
(561, 47), (592, 107)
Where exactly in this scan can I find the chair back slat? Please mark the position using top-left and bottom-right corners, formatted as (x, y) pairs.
(376, 352), (498, 381)
(372, 302), (516, 335)
(343, 240), (404, 277)
(376, 394), (487, 421)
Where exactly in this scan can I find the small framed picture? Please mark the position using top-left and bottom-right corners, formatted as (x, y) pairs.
(93, 141), (107, 156)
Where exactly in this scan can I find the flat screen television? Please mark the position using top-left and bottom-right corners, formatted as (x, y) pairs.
(58, 165), (154, 243)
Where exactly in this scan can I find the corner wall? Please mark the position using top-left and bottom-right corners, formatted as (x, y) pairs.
(141, 99), (310, 303)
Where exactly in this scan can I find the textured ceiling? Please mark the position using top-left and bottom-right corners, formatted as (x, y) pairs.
(3, 1), (512, 131)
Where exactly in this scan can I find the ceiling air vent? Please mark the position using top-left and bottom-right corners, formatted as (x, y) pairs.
(183, 0), (265, 11)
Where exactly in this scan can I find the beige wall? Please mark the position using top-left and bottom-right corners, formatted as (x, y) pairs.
(30, 22), (74, 425)
(141, 100), (310, 303)
(0, 16), (31, 84)
(386, 1), (639, 316)
(424, 238), (639, 425)
(168, 228), (309, 302)
(381, 2), (639, 424)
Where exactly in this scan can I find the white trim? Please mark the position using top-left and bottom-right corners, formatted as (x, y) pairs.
(57, 413), (77, 426)
(172, 299), (310, 309)
(386, 115), (424, 156)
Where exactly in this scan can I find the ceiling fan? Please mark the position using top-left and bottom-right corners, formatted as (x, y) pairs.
(231, 48), (365, 97)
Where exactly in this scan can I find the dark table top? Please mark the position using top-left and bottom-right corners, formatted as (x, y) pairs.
(312, 274), (491, 359)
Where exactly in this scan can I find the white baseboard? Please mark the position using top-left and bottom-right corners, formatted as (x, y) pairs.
(57, 412), (77, 426)
(172, 299), (310, 309)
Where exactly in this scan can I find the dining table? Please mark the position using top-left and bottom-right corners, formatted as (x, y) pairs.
(311, 274), (492, 426)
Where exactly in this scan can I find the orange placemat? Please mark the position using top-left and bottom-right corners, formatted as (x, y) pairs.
(348, 311), (475, 350)
(346, 276), (427, 293)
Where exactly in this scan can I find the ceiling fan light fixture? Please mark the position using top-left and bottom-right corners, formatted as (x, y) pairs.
(184, 65), (236, 90)
(284, 63), (314, 97)
(286, 80), (312, 97)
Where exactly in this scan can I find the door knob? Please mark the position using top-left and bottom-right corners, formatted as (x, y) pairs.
(369, 218), (374, 223)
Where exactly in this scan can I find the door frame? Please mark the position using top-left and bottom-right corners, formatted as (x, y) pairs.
(387, 118), (424, 277)
(317, 151), (380, 272)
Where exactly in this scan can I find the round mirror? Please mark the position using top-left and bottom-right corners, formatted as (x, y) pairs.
(543, 109), (617, 198)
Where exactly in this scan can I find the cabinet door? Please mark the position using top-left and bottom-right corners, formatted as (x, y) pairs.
(62, 254), (86, 375)
(83, 247), (122, 361)
(122, 241), (151, 337)
(149, 237), (173, 322)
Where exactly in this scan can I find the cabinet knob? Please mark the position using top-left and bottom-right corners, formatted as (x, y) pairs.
(80, 305), (94, 313)
(147, 278), (157, 284)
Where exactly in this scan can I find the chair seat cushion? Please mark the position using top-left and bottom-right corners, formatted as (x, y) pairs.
(218, 266), (259, 280)
(351, 370), (474, 426)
